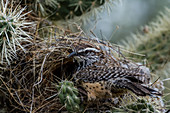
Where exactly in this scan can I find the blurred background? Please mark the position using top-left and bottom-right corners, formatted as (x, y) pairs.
(81, 0), (170, 43)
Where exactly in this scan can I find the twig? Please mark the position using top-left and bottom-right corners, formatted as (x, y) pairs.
(33, 53), (49, 87)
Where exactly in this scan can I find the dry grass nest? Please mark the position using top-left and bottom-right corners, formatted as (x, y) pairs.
(0, 34), (164, 112)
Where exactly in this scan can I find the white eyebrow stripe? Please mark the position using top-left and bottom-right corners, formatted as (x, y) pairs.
(78, 48), (100, 53)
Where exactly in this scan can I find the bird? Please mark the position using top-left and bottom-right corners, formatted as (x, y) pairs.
(63, 36), (161, 102)
(73, 64), (162, 101)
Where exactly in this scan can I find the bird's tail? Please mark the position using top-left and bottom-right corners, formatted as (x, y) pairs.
(120, 82), (162, 96)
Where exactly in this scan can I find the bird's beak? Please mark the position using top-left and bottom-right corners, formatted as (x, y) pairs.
(67, 51), (77, 58)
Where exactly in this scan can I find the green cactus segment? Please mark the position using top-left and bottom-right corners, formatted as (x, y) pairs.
(29, 0), (59, 17)
(57, 81), (80, 112)
(24, 0), (105, 19)
(0, 17), (16, 41)
(54, 0), (105, 20)
(112, 99), (155, 113)
(126, 99), (154, 113)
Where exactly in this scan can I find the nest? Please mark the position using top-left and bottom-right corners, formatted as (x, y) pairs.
(0, 35), (164, 112)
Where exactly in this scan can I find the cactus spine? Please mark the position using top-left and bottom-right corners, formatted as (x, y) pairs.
(0, 0), (34, 65)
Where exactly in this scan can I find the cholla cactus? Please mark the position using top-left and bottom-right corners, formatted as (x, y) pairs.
(122, 8), (170, 72)
(126, 99), (154, 113)
(24, 0), (106, 19)
(32, 0), (59, 16)
(112, 99), (155, 113)
(0, 0), (34, 65)
(57, 80), (81, 112)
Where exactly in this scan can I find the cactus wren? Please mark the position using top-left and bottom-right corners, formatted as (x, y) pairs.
(65, 37), (161, 101)
(73, 64), (161, 101)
